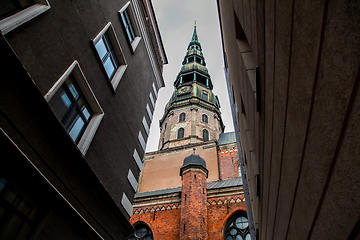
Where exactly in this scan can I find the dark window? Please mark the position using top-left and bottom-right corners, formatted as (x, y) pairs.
(129, 224), (153, 240)
(202, 114), (208, 123)
(202, 129), (209, 141)
(49, 74), (93, 143)
(0, 177), (42, 240)
(95, 32), (119, 79)
(179, 112), (186, 122)
(177, 128), (184, 139)
(224, 215), (250, 240)
(202, 90), (208, 101)
(121, 8), (135, 43)
(0, 0), (35, 20)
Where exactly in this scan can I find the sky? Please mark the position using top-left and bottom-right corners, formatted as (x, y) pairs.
(145, 0), (234, 152)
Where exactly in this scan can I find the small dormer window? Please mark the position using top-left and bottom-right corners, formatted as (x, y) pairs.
(179, 112), (186, 122)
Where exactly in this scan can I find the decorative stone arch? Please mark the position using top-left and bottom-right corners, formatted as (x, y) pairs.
(221, 208), (248, 240)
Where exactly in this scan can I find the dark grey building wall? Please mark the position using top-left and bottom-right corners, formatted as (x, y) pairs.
(218, 0), (360, 239)
(1, 0), (166, 238)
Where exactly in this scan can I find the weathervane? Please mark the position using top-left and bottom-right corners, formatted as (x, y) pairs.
(194, 21), (196, 27)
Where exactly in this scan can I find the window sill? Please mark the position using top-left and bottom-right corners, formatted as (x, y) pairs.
(111, 65), (127, 92)
(130, 36), (141, 53)
(0, 3), (50, 35)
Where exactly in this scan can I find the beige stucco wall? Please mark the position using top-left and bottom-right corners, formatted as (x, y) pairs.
(138, 142), (220, 193)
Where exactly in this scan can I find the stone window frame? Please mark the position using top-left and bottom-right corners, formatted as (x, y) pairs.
(223, 213), (250, 240)
(92, 22), (127, 92)
(44, 60), (104, 155)
(0, 0), (50, 34)
(201, 114), (208, 124)
(119, 1), (141, 53)
(179, 112), (186, 122)
(202, 129), (209, 141)
(177, 127), (185, 139)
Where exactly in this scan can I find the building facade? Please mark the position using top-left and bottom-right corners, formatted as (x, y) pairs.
(0, 0), (166, 239)
(217, 0), (360, 239)
(129, 27), (249, 240)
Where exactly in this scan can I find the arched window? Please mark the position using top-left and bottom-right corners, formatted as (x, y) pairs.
(178, 128), (185, 139)
(202, 114), (208, 123)
(202, 129), (209, 141)
(129, 224), (153, 240)
(224, 215), (250, 240)
(179, 112), (186, 122)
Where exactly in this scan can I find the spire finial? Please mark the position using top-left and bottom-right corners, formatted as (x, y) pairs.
(194, 21), (196, 28)
(193, 148), (196, 154)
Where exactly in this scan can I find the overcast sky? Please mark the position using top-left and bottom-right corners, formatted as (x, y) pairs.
(145, 0), (234, 152)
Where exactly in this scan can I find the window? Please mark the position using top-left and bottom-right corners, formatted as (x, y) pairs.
(202, 129), (209, 141)
(45, 61), (104, 155)
(119, 2), (141, 52)
(224, 215), (250, 240)
(202, 114), (208, 123)
(129, 224), (153, 240)
(93, 23), (127, 92)
(177, 128), (184, 139)
(0, 0), (50, 34)
(0, 177), (42, 240)
(179, 112), (186, 122)
(203, 90), (208, 101)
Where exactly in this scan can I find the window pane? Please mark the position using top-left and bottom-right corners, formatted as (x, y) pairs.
(235, 216), (248, 229)
(49, 86), (73, 121)
(235, 234), (243, 240)
(245, 234), (251, 240)
(68, 83), (79, 100)
(95, 37), (108, 60)
(103, 56), (116, 78)
(136, 227), (147, 238)
(225, 235), (233, 240)
(77, 97), (92, 121)
(68, 115), (85, 142)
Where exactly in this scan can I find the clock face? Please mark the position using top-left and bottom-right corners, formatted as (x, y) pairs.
(177, 86), (191, 94)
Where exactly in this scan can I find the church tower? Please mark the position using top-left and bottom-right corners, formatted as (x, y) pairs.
(158, 25), (224, 150)
(130, 26), (247, 240)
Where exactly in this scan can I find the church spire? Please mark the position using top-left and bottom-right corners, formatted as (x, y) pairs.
(191, 22), (198, 41)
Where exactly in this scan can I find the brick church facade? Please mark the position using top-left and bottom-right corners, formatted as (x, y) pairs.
(129, 26), (249, 240)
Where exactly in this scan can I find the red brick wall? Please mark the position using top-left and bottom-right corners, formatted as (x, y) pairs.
(219, 147), (240, 180)
(130, 207), (181, 240)
(179, 169), (208, 239)
(130, 195), (246, 240)
(207, 195), (246, 240)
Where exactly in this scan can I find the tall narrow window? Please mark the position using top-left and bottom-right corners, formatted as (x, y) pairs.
(202, 114), (208, 123)
(119, 2), (141, 52)
(95, 32), (119, 79)
(202, 129), (209, 141)
(179, 112), (186, 122)
(49, 74), (92, 144)
(224, 215), (250, 240)
(178, 128), (185, 139)
(93, 23), (127, 91)
(121, 8), (135, 43)
(45, 61), (104, 155)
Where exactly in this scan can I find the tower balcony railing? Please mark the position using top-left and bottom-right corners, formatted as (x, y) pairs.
(181, 62), (208, 74)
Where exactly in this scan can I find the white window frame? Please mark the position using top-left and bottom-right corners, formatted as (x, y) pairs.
(0, 0), (50, 35)
(92, 22), (127, 92)
(119, 1), (141, 53)
(44, 60), (104, 155)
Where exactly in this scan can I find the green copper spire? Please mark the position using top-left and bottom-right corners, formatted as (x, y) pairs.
(191, 22), (198, 41)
